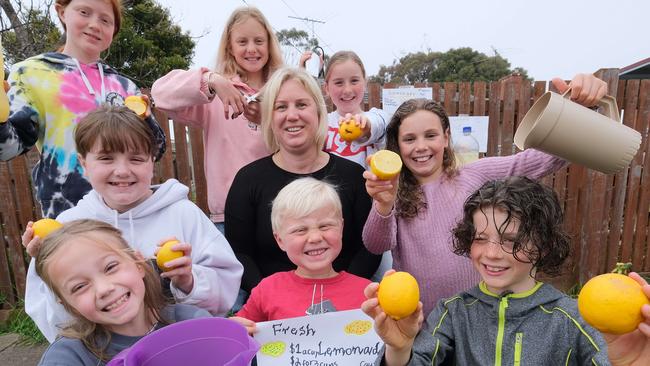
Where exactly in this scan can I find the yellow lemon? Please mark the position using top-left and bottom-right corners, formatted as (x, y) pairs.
(32, 218), (63, 239)
(378, 271), (419, 320)
(370, 150), (402, 180)
(124, 95), (148, 118)
(338, 118), (363, 142)
(578, 273), (650, 334)
(156, 240), (183, 272)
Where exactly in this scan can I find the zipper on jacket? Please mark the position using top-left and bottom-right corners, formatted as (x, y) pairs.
(494, 296), (509, 366)
(513, 332), (522, 365)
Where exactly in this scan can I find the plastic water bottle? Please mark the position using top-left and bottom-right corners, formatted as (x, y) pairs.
(454, 126), (480, 166)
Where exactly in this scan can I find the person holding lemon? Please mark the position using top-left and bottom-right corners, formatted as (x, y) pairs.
(23, 106), (242, 343)
(363, 177), (609, 365)
(0, 0), (166, 219)
(362, 73), (608, 315)
(35, 219), (211, 365)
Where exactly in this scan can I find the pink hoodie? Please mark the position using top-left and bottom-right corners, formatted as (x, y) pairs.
(151, 68), (269, 222)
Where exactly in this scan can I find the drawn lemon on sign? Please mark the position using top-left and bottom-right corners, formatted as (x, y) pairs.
(343, 320), (372, 335)
(259, 341), (286, 357)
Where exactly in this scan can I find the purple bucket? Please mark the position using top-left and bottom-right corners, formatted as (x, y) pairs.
(107, 317), (259, 366)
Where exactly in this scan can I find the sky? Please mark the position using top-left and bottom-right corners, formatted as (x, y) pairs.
(152, 0), (648, 82)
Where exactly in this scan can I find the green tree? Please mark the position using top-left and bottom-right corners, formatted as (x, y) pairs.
(371, 47), (528, 84)
(276, 27), (318, 49)
(106, 0), (194, 87)
(0, 0), (195, 87)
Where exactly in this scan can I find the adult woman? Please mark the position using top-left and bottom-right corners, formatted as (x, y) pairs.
(225, 67), (380, 294)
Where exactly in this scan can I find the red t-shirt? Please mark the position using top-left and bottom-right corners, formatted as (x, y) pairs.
(236, 271), (370, 322)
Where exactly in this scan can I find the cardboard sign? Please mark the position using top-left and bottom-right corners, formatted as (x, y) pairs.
(382, 87), (433, 116)
(450, 115), (490, 153)
(254, 309), (383, 366)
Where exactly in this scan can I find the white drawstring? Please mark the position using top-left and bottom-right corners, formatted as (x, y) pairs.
(309, 283), (324, 315)
(72, 58), (106, 103)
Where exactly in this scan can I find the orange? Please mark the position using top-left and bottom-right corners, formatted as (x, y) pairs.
(124, 96), (148, 118)
(32, 218), (63, 239)
(338, 118), (363, 142)
(370, 150), (402, 180)
(377, 271), (420, 320)
(156, 240), (183, 272)
(578, 273), (649, 334)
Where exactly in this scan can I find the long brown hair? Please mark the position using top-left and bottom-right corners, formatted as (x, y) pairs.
(386, 99), (458, 218)
(35, 219), (169, 362)
(215, 6), (284, 83)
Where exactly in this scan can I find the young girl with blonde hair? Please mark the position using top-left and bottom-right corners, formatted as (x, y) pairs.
(36, 219), (209, 366)
(152, 6), (284, 232)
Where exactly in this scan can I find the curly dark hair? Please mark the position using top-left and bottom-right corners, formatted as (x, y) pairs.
(385, 99), (458, 218)
(452, 176), (570, 276)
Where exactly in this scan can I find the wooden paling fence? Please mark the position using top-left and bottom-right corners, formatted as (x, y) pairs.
(0, 69), (648, 313)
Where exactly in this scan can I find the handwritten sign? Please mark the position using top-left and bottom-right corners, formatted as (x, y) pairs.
(254, 309), (383, 366)
(450, 115), (490, 153)
(382, 87), (433, 116)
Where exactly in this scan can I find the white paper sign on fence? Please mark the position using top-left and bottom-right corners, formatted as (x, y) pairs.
(382, 87), (432, 116)
(254, 309), (383, 366)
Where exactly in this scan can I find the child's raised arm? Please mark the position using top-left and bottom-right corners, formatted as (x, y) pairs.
(604, 272), (650, 366)
(363, 168), (398, 217)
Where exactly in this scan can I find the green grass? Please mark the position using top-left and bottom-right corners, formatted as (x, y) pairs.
(0, 300), (46, 345)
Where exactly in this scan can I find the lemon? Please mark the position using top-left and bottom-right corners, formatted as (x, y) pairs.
(378, 271), (419, 320)
(32, 218), (63, 239)
(370, 150), (402, 180)
(156, 240), (183, 272)
(338, 118), (363, 142)
(578, 273), (649, 334)
(124, 96), (148, 118)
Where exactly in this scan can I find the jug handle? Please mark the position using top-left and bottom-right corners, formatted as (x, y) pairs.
(562, 89), (621, 122)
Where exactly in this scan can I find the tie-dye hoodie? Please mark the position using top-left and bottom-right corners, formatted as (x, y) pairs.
(0, 52), (166, 218)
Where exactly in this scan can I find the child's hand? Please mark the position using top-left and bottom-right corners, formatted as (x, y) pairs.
(340, 113), (371, 139)
(21, 221), (41, 257)
(551, 73), (607, 107)
(361, 272), (423, 358)
(243, 101), (261, 125)
(363, 167), (398, 216)
(154, 238), (194, 294)
(299, 50), (313, 68)
(229, 316), (258, 336)
(141, 95), (152, 119)
(208, 72), (247, 120)
(603, 272), (650, 366)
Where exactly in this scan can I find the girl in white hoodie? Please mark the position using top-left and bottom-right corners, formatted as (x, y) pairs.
(23, 105), (242, 342)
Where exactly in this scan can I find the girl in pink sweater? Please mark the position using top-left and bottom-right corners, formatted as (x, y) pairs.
(151, 6), (284, 230)
(362, 74), (607, 314)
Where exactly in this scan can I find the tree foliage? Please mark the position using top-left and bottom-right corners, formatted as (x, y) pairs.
(0, 0), (195, 87)
(276, 27), (318, 49)
(371, 47), (529, 84)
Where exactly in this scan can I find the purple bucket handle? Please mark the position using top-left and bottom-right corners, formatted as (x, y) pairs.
(107, 317), (259, 366)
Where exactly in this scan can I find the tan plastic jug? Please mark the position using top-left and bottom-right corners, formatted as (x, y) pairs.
(514, 91), (641, 174)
